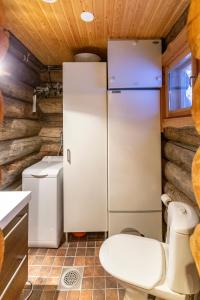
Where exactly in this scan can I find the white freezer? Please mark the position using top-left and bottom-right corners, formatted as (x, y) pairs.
(108, 39), (162, 89)
(109, 212), (162, 240)
(108, 90), (162, 212)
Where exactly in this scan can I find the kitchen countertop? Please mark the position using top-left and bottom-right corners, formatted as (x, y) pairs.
(0, 191), (31, 230)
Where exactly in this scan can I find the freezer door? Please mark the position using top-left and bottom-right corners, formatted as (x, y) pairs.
(108, 40), (162, 89)
(108, 90), (161, 212)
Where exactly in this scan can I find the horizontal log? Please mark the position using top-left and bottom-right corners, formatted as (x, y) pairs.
(164, 126), (200, 147)
(5, 179), (22, 191)
(164, 161), (195, 202)
(163, 181), (197, 206)
(41, 114), (63, 127)
(0, 136), (42, 165)
(4, 96), (38, 119)
(39, 98), (63, 114)
(40, 143), (62, 156)
(40, 70), (62, 83)
(3, 52), (39, 87)
(163, 142), (195, 173)
(0, 77), (34, 103)
(0, 119), (41, 141)
(39, 127), (62, 143)
(8, 34), (42, 74)
(0, 152), (43, 190)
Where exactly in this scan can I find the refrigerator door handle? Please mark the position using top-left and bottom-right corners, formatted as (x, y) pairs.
(67, 149), (71, 164)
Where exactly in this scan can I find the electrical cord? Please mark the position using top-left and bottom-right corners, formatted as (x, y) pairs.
(23, 281), (33, 300)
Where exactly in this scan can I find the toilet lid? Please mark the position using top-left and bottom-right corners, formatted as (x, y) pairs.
(99, 234), (164, 290)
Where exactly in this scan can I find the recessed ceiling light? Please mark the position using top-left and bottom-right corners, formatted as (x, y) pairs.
(80, 11), (94, 22)
(42, 0), (57, 3)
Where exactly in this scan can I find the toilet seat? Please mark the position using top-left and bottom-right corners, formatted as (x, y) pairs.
(99, 234), (165, 290)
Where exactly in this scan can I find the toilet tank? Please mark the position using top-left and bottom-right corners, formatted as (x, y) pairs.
(166, 202), (200, 295)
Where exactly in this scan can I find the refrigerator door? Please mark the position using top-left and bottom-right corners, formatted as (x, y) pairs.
(108, 90), (161, 212)
(108, 40), (162, 89)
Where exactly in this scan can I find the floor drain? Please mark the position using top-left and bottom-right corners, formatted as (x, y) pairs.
(58, 267), (83, 291)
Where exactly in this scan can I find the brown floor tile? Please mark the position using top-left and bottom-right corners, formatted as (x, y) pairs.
(34, 277), (47, 290)
(74, 256), (85, 266)
(55, 291), (68, 300)
(60, 241), (68, 249)
(57, 249), (67, 256)
(95, 248), (100, 257)
(78, 241), (87, 247)
(87, 241), (95, 247)
(44, 277), (59, 290)
(105, 289), (118, 300)
(80, 290), (92, 300)
(95, 256), (101, 265)
(67, 248), (77, 256)
(83, 266), (94, 277)
(42, 256), (55, 266)
(85, 257), (95, 266)
(39, 266), (52, 277)
(96, 241), (103, 247)
(81, 277), (94, 289)
(94, 266), (105, 277)
(76, 248), (86, 256)
(47, 249), (57, 256)
(93, 277), (105, 289)
(64, 257), (75, 266)
(28, 276), (36, 285)
(68, 242), (78, 248)
(118, 289), (125, 300)
(32, 256), (45, 265)
(29, 290), (43, 300)
(50, 267), (62, 277)
(106, 277), (118, 289)
(38, 249), (48, 255)
(53, 257), (65, 266)
(28, 255), (34, 265)
(40, 290), (55, 299)
(29, 248), (38, 255)
(67, 291), (80, 300)
(86, 248), (95, 256)
(29, 266), (41, 277)
(93, 289), (105, 300)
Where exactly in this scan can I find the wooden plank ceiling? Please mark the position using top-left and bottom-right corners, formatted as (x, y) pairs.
(3, 0), (189, 65)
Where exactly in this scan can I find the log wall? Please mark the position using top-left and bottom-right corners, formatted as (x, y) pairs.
(0, 35), (42, 190)
(162, 126), (200, 209)
(39, 70), (63, 156)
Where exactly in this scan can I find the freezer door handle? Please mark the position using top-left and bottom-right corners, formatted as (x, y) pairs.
(67, 149), (71, 164)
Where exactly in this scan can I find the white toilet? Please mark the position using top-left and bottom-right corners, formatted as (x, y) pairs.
(99, 201), (200, 300)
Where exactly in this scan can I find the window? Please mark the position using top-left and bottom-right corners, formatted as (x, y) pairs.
(167, 53), (193, 114)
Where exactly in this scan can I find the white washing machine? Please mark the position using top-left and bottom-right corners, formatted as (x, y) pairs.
(22, 156), (63, 248)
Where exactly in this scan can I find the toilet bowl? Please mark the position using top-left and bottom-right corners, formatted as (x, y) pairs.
(99, 201), (200, 300)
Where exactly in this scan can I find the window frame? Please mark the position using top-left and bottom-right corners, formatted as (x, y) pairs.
(165, 51), (198, 118)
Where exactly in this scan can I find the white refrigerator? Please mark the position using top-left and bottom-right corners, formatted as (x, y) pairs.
(108, 40), (162, 240)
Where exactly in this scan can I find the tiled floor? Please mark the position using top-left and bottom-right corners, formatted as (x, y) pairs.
(21, 233), (125, 300)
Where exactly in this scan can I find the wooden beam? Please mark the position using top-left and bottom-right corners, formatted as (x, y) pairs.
(0, 77), (34, 103)
(0, 152), (43, 190)
(4, 96), (38, 119)
(39, 98), (63, 114)
(163, 141), (195, 173)
(0, 119), (41, 141)
(164, 126), (200, 147)
(164, 161), (195, 202)
(0, 136), (42, 165)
